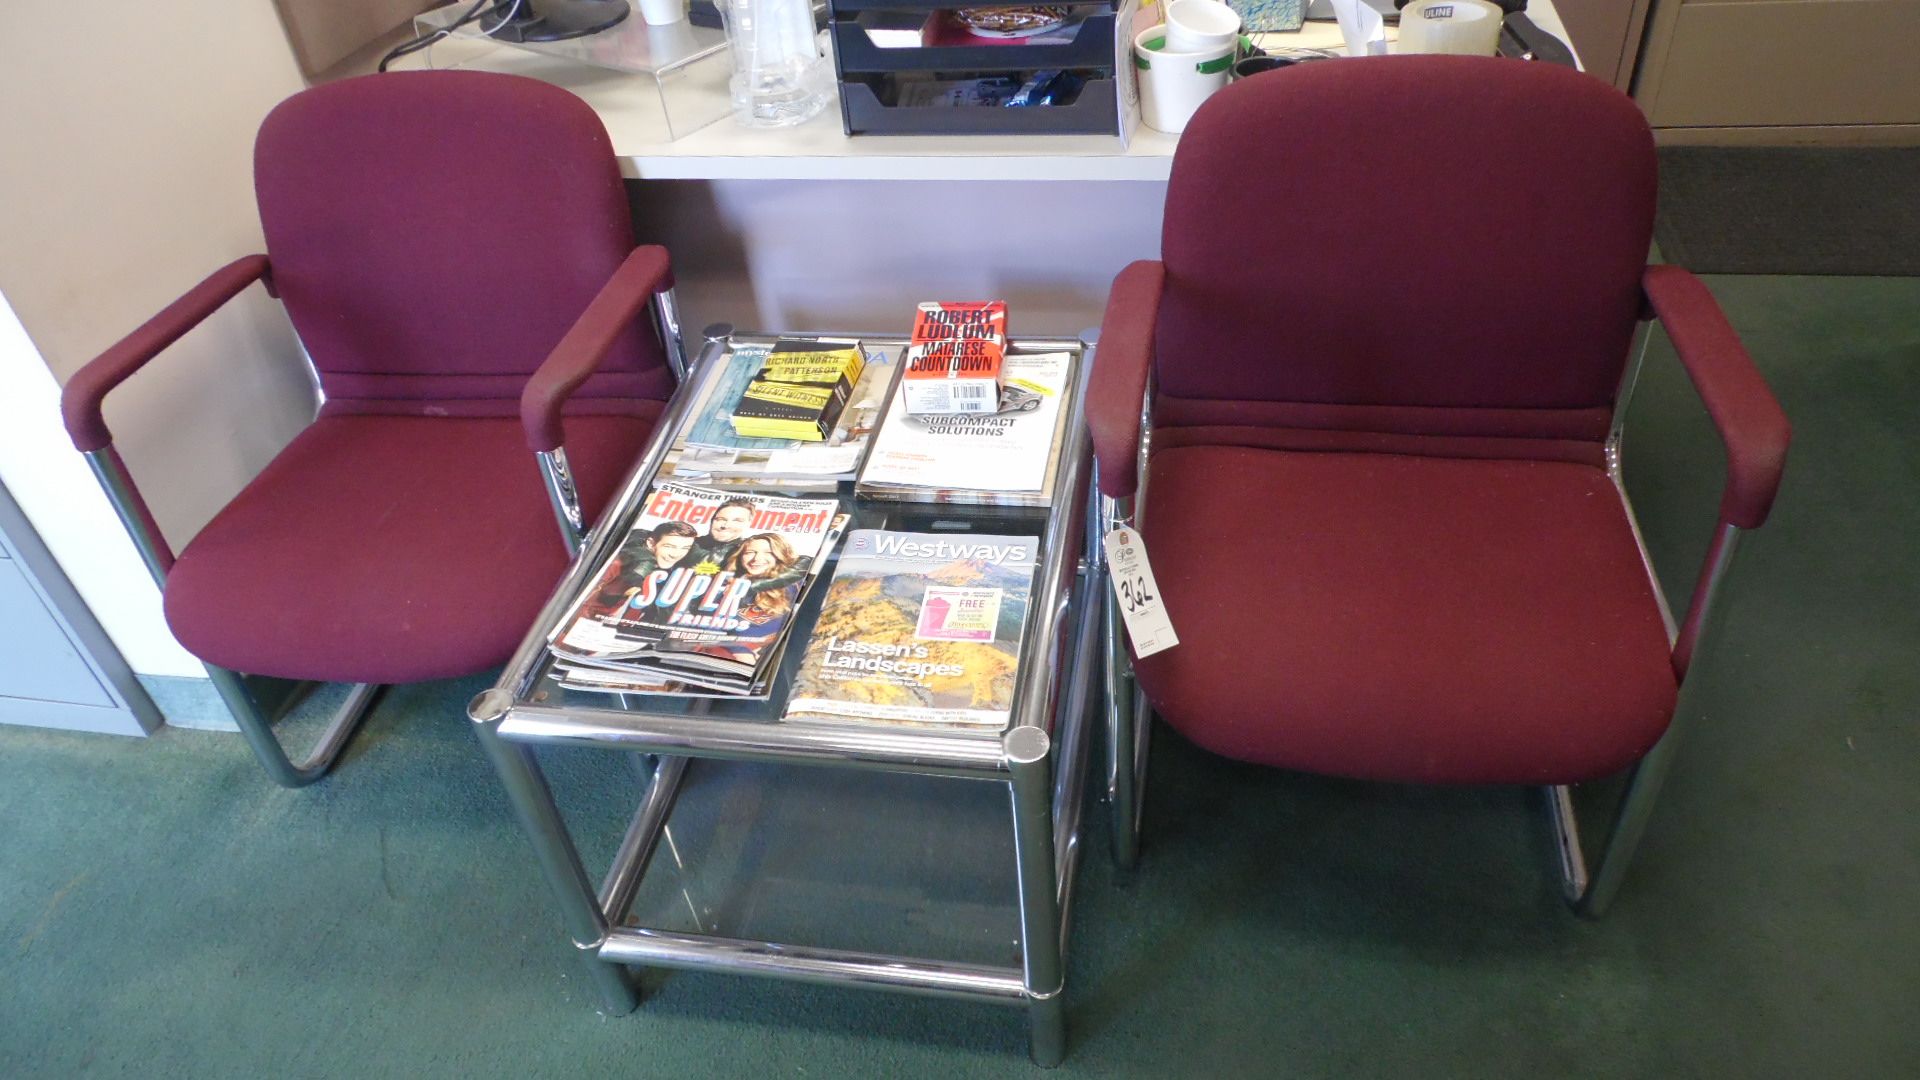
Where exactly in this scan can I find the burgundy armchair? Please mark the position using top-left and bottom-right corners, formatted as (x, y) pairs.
(1087, 57), (1790, 916)
(61, 71), (688, 787)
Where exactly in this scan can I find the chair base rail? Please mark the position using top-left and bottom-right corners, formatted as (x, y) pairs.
(208, 668), (383, 788)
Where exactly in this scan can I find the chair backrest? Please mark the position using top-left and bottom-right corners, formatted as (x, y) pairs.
(1156, 57), (1656, 452)
(254, 70), (671, 416)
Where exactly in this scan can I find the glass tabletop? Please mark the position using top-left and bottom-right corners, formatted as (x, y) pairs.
(498, 329), (1094, 767)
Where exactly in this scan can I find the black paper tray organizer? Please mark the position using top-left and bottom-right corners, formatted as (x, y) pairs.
(829, 1), (1124, 136)
(840, 72), (1118, 135)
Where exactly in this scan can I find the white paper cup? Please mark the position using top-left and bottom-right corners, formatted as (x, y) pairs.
(1164, 0), (1242, 53)
(638, 0), (687, 26)
(1395, 0), (1503, 56)
(1134, 27), (1235, 134)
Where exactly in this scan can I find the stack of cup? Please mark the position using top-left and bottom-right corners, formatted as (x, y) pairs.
(1135, 0), (1242, 133)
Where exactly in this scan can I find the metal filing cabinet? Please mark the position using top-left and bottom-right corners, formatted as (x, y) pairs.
(0, 481), (159, 736)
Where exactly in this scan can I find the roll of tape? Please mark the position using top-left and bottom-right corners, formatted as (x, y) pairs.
(1396, 0), (1503, 56)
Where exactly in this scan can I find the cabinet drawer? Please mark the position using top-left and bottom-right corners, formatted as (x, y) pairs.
(0, 560), (113, 708)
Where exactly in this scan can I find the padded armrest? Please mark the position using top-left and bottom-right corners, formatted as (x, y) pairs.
(521, 245), (675, 453)
(61, 255), (273, 452)
(1643, 266), (1792, 529)
(1087, 260), (1164, 498)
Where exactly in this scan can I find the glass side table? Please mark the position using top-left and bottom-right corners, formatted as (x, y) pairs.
(469, 326), (1100, 1065)
(415, 2), (731, 139)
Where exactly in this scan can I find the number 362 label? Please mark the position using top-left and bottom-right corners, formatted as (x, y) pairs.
(1103, 526), (1179, 658)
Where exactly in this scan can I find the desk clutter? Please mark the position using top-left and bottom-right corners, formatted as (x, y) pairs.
(406, 0), (1576, 141)
(545, 305), (1072, 732)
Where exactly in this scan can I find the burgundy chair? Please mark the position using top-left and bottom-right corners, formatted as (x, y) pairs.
(1087, 57), (1790, 915)
(61, 71), (688, 787)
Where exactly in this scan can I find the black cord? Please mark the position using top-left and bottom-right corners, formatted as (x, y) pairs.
(377, 0), (506, 73)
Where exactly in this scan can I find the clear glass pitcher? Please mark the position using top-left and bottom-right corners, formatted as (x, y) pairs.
(716, 0), (831, 127)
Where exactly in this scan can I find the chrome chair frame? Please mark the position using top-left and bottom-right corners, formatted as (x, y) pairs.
(83, 288), (688, 788)
(1099, 323), (1749, 917)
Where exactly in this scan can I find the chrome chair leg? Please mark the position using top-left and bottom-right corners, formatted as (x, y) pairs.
(1130, 684), (1152, 843)
(1578, 726), (1686, 918)
(1543, 721), (1685, 919)
(1546, 784), (1590, 904)
(1550, 525), (1746, 917)
(1103, 585), (1143, 870)
(205, 666), (383, 788)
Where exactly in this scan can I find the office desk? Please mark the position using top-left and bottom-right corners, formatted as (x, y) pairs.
(406, 5), (1577, 182)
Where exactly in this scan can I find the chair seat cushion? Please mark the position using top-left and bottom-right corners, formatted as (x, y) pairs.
(1132, 446), (1678, 785)
(164, 412), (656, 684)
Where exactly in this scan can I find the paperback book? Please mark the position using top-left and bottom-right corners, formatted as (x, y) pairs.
(782, 529), (1039, 728)
(903, 301), (1008, 415)
(549, 482), (848, 694)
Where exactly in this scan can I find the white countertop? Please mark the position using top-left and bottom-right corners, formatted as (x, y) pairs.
(409, 5), (1573, 183)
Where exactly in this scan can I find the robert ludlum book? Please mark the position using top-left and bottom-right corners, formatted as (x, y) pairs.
(782, 529), (1038, 728)
(902, 301), (1007, 415)
(549, 483), (847, 694)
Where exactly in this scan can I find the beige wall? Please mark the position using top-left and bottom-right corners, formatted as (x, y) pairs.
(271, 0), (444, 81)
(0, 2), (317, 676)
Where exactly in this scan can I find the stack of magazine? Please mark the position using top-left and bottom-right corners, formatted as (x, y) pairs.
(782, 529), (1039, 729)
(549, 482), (848, 697)
(854, 348), (1075, 507)
(662, 341), (893, 491)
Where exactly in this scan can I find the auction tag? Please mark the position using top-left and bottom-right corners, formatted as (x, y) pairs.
(1103, 526), (1179, 657)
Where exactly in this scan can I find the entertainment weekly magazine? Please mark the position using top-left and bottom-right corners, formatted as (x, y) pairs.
(551, 482), (847, 692)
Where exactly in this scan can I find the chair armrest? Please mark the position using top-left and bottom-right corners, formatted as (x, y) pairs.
(521, 245), (675, 453)
(1642, 265), (1792, 529)
(1088, 260), (1164, 498)
(60, 255), (274, 452)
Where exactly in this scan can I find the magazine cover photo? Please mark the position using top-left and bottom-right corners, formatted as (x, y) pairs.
(785, 530), (1039, 728)
(551, 482), (846, 688)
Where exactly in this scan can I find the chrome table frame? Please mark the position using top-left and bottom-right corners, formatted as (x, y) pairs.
(1100, 324), (1752, 917)
(470, 327), (1100, 1066)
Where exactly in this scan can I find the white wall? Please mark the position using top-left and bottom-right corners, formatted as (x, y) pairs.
(0, 3), (318, 676)
(634, 179), (1166, 341)
(0, 297), (200, 677)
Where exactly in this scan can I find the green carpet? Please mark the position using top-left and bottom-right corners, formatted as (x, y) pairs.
(4, 275), (1918, 1078)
